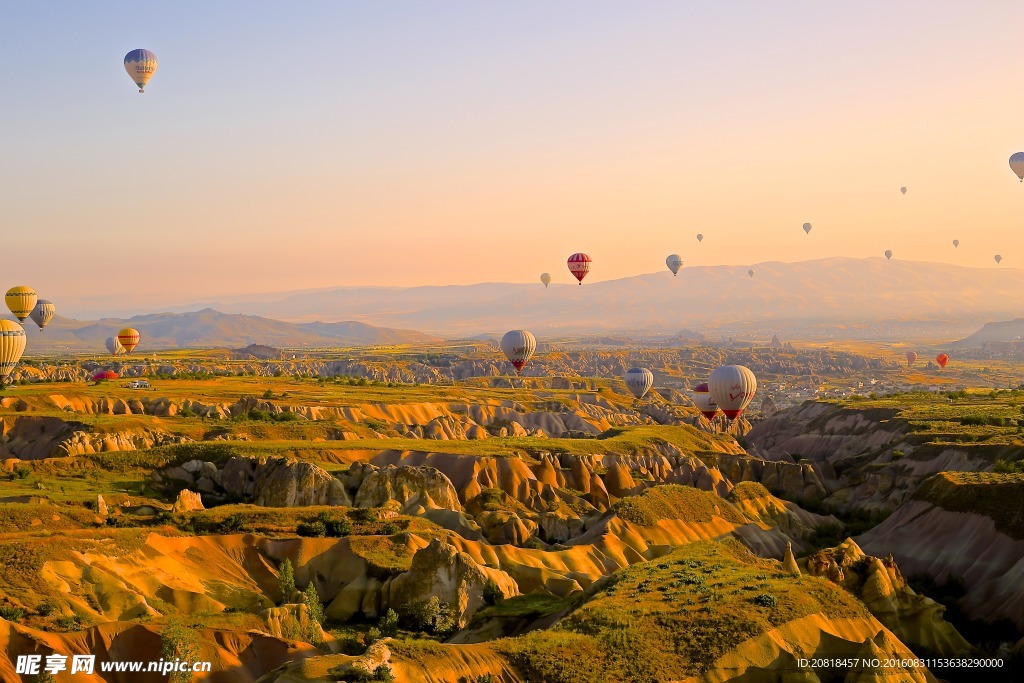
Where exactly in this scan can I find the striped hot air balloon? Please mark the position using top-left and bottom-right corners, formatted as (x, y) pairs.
(500, 330), (536, 376)
(709, 365), (757, 421)
(624, 367), (654, 399)
(30, 300), (55, 331)
(5, 287), (37, 322)
(567, 253), (591, 284)
(124, 49), (158, 92)
(0, 320), (27, 385)
(118, 328), (141, 354)
(691, 382), (719, 420)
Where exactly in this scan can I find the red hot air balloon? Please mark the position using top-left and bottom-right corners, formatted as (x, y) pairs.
(91, 370), (119, 382)
(936, 353), (949, 369)
(567, 253), (592, 285)
(906, 351), (918, 368)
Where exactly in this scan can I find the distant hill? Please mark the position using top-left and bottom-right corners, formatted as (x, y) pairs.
(21, 309), (439, 353)
(952, 318), (1024, 348)
(151, 257), (1024, 338)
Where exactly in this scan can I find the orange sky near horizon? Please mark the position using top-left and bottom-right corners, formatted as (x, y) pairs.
(1, 1), (1023, 313)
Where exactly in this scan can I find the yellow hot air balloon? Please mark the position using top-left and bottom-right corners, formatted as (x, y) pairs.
(118, 327), (141, 353)
(0, 320), (27, 385)
(5, 287), (37, 322)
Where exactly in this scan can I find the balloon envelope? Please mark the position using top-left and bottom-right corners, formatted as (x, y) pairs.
(709, 366), (757, 420)
(884, 250), (893, 260)
(624, 367), (654, 399)
(952, 240), (959, 248)
(900, 187), (907, 195)
(995, 254), (1002, 264)
(1010, 152), (1024, 181)
(91, 370), (119, 382)
(124, 49), (158, 92)
(500, 330), (536, 376)
(540, 273), (551, 288)
(691, 382), (719, 420)
(0, 320), (26, 384)
(30, 300), (55, 331)
(105, 336), (125, 356)
(118, 328), (141, 354)
(5, 286), (37, 322)
(906, 351), (918, 367)
(566, 253), (592, 284)
(802, 223), (812, 234)
(936, 353), (949, 368)
(696, 234), (703, 242)
(666, 254), (683, 276)
(748, 269), (754, 277)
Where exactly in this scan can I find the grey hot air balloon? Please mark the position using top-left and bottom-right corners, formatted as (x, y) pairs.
(748, 269), (754, 278)
(1010, 152), (1024, 182)
(802, 223), (812, 234)
(666, 254), (683, 276)
(885, 250), (893, 260)
(500, 330), (536, 376)
(540, 273), (551, 288)
(105, 336), (125, 356)
(995, 254), (1003, 264)
(624, 367), (654, 399)
(696, 233), (703, 242)
(952, 239), (959, 248)
(29, 300), (55, 331)
(900, 187), (907, 195)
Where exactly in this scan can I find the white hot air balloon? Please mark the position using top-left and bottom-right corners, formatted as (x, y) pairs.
(624, 367), (654, 399)
(696, 233), (703, 242)
(500, 330), (536, 376)
(802, 223), (812, 234)
(900, 187), (907, 195)
(709, 365), (757, 421)
(540, 273), (551, 288)
(884, 250), (893, 260)
(995, 254), (1003, 264)
(29, 300), (55, 331)
(105, 336), (125, 356)
(666, 254), (683, 276)
(691, 382), (719, 420)
(1010, 152), (1024, 182)
(952, 239), (959, 248)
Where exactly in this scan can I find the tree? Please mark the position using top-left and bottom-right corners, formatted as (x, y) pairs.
(378, 608), (399, 637)
(160, 618), (201, 683)
(302, 581), (324, 625)
(277, 558), (296, 604)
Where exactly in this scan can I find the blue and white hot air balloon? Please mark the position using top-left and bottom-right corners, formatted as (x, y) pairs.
(124, 49), (158, 93)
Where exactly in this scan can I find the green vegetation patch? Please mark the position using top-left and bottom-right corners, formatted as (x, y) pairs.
(610, 485), (746, 527)
(912, 472), (1024, 539)
(727, 481), (772, 502)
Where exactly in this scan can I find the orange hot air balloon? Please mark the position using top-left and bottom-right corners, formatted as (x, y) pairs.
(118, 327), (141, 353)
(935, 353), (949, 369)
(905, 351), (918, 368)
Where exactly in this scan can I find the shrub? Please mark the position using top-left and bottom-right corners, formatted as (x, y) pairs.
(297, 521), (327, 538)
(324, 517), (352, 537)
(218, 513), (248, 533)
(399, 596), (457, 636)
(12, 465), (31, 480)
(753, 593), (778, 608)
(483, 579), (504, 606)
(378, 608), (399, 638)
(161, 618), (201, 683)
(364, 626), (382, 645)
(272, 411), (302, 422)
(372, 664), (395, 682)
(53, 615), (81, 631)
(353, 508), (378, 523)
(36, 601), (56, 616)
(380, 522), (399, 536)
(0, 605), (25, 621)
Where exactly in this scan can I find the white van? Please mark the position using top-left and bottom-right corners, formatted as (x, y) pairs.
(127, 380), (151, 389)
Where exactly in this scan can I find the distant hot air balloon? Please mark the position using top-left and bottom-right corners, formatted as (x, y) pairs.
(906, 351), (918, 368)
(748, 269), (755, 278)
(566, 253), (592, 285)
(624, 367), (654, 399)
(29, 300), (55, 332)
(885, 250), (893, 260)
(91, 370), (119, 382)
(802, 223), (812, 234)
(900, 187), (907, 195)
(1010, 152), (1024, 182)
(124, 49), (158, 93)
(709, 365), (757, 421)
(936, 353), (949, 369)
(540, 273), (551, 288)
(666, 254), (683, 276)
(691, 382), (719, 420)
(118, 328), (141, 354)
(952, 239), (959, 248)
(500, 330), (536, 376)
(0, 320), (27, 385)
(105, 336), (125, 356)
(696, 234), (704, 242)
(5, 287), (37, 322)
(995, 254), (1003, 264)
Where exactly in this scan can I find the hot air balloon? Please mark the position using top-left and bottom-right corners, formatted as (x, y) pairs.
(5, 287), (37, 322)
(748, 269), (754, 278)
(884, 250), (893, 260)
(624, 367), (654, 399)
(666, 254), (683, 276)
(900, 187), (907, 195)
(0, 320), (26, 386)
(906, 351), (918, 368)
(29, 300), (55, 332)
(91, 370), (119, 383)
(691, 382), (719, 420)
(1010, 152), (1024, 182)
(936, 353), (949, 369)
(105, 336), (125, 356)
(709, 365), (757, 421)
(118, 328), (141, 354)
(566, 253), (591, 285)
(953, 240), (959, 248)
(995, 254), (1003, 264)
(696, 234), (704, 242)
(124, 49), (158, 93)
(540, 273), (551, 288)
(802, 223), (812, 234)
(500, 330), (536, 376)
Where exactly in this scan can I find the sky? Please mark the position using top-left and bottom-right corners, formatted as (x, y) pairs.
(1, 1), (1023, 316)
